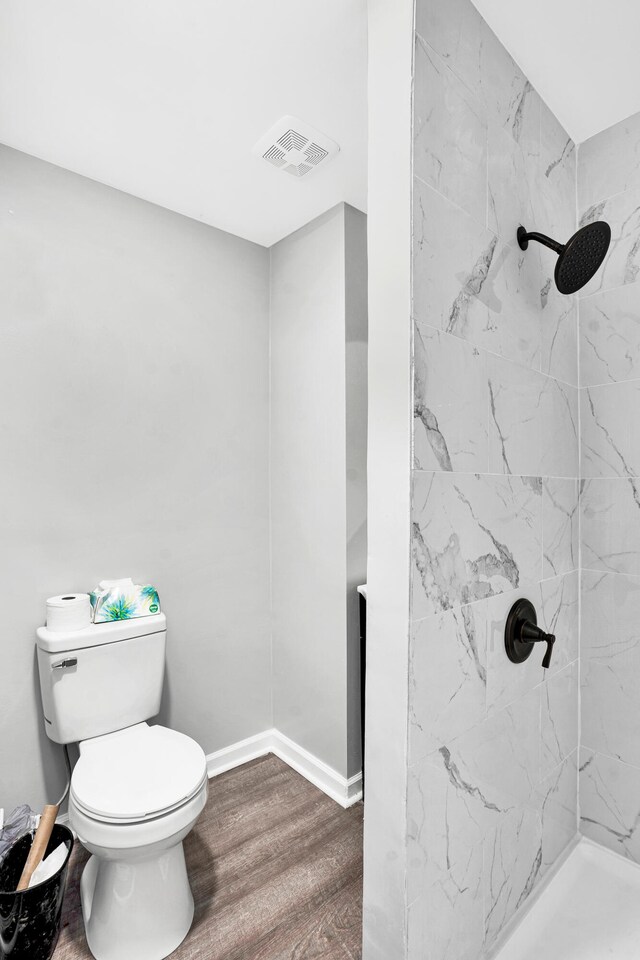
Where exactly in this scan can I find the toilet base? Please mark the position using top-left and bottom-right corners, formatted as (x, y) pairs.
(80, 842), (194, 960)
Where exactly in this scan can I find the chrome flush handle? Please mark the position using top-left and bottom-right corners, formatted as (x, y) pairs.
(51, 658), (78, 670)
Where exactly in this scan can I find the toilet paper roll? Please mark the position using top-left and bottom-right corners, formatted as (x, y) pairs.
(46, 593), (91, 633)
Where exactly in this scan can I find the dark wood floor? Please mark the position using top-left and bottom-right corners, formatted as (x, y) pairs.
(54, 755), (363, 960)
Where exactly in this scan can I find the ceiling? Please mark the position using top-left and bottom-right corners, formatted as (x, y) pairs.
(0, 0), (367, 247)
(471, 0), (640, 144)
(3, 0), (636, 244)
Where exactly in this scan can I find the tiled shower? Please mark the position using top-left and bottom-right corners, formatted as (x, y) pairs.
(578, 114), (640, 859)
(406, 0), (640, 956)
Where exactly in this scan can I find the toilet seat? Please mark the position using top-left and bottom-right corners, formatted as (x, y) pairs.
(71, 723), (207, 823)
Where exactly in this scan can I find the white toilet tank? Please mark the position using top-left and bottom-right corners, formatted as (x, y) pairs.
(36, 613), (167, 744)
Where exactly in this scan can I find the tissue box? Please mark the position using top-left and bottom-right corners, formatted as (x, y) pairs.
(90, 578), (161, 623)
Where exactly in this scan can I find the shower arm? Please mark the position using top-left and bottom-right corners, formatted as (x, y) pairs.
(517, 226), (565, 255)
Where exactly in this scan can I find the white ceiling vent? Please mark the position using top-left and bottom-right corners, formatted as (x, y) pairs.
(253, 115), (340, 179)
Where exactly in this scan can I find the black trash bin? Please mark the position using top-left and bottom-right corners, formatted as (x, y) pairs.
(0, 824), (74, 960)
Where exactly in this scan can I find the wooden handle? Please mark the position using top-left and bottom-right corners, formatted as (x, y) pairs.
(16, 804), (59, 891)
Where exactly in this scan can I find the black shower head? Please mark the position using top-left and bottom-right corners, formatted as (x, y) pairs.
(517, 221), (611, 295)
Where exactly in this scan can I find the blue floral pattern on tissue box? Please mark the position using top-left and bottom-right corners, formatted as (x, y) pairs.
(90, 584), (161, 622)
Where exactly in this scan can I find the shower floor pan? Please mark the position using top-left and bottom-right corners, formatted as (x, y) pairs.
(495, 838), (640, 960)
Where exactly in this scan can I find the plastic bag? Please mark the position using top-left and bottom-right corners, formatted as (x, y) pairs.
(0, 805), (38, 866)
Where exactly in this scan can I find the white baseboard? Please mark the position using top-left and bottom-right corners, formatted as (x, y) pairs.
(206, 728), (363, 809)
(270, 730), (363, 808)
(205, 729), (274, 779)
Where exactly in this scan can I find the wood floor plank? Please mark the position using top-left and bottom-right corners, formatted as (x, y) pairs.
(54, 754), (363, 960)
(190, 820), (361, 956)
(189, 775), (352, 902)
(239, 874), (363, 960)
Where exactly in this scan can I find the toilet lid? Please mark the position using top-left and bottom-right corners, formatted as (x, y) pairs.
(71, 724), (207, 821)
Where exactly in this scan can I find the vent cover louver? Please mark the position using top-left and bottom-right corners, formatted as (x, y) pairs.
(253, 116), (339, 179)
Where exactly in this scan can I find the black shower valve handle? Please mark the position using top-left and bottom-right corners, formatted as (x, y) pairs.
(504, 598), (556, 670)
(542, 635), (556, 670)
(520, 620), (556, 669)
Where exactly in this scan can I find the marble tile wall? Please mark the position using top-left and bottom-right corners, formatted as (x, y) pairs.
(578, 110), (640, 864)
(408, 0), (579, 956)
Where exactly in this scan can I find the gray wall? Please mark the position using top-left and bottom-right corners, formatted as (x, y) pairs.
(344, 205), (369, 776)
(407, 1), (580, 955)
(270, 203), (367, 780)
(578, 111), (640, 861)
(0, 145), (271, 813)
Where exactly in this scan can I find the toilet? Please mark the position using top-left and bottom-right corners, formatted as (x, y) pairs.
(36, 613), (208, 960)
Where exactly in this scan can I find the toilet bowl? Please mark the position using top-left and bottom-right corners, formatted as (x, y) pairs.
(69, 723), (208, 960)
